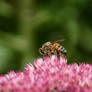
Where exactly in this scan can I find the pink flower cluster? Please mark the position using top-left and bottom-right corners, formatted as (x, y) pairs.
(0, 55), (92, 92)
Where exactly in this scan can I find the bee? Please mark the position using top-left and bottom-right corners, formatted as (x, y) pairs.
(39, 40), (67, 57)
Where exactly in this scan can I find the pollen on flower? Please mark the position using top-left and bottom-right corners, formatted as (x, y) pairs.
(0, 55), (92, 92)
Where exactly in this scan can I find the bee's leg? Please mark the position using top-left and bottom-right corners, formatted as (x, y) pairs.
(46, 52), (52, 58)
(56, 51), (60, 59)
(43, 54), (48, 58)
(51, 52), (54, 55)
(47, 53), (50, 57)
(45, 52), (51, 57)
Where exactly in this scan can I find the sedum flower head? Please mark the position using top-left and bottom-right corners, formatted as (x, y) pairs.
(0, 55), (92, 92)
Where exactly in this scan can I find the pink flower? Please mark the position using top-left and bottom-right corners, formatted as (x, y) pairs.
(0, 55), (92, 92)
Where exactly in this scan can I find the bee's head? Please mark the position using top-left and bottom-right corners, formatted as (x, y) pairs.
(42, 42), (51, 48)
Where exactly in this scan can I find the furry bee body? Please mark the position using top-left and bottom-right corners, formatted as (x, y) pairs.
(39, 40), (67, 57)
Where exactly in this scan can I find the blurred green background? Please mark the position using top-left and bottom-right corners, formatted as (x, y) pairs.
(0, 0), (92, 74)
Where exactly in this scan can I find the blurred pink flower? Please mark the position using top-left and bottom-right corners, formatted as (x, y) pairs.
(0, 55), (92, 92)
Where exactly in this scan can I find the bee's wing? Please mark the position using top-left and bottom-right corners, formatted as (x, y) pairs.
(51, 40), (65, 44)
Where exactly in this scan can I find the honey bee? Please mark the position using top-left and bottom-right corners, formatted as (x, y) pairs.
(39, 40), (67, 57)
